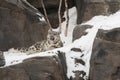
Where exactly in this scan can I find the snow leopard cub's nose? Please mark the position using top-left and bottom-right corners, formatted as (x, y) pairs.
(50, 36), (55, 41)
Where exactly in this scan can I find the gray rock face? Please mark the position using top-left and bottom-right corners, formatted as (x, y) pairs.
(0, 54), (67, 80)
(72, 25), (93, 41)
(0, 0), (49, 51)
(27, 0), (120, 25)
(27, 0), (65, 28)
(79, 0), (120, 23)
(89, 28), (120, 80)
(96, 28), (120, 43)
(0, 51), (5, 67)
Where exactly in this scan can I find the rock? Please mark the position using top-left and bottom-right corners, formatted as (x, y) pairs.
(71, 70), (86, 80)
(72, 25), (93, 41)
(0, 51), (5, 67)
(0, 55), (67, 80)
(89, 28), (120, 80)
(28, 0), (120, 26)
(0, 0), (49, 51)
(57, 51), (68, 80)
(0, 66), (30, 80)
(27, 0), (65, 28)
(78, 0), (120, 23)
(23, 56), (66, 80)
(75, 58), (85, 66)
(96, 28), (120, 43)
(71, 48), (82, 52)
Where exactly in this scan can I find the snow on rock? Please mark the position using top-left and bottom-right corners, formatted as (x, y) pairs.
(2, 7), (120, 80)
(83, 10), (120, 30)
(3, 50), (58, 67)
(4, 52), (28, 66)
(57, 9), (120, 79)
(53, 7), (77, 46)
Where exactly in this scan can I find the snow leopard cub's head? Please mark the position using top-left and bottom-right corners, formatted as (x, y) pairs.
(47, 30), (61, 44)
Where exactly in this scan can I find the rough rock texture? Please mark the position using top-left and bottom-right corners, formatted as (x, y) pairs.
(27, 0), (85, 27)
(89, 28), (120, 80)
(0, 53), (67, 80)
(96, 28), (120, 43)
(27, 0), (65, 28)
(78, 0), (120, 24)
(0, 51), (5, 67)
(72, 25), (93, 41)
(28, 0), (120, 26)
(0, 0), (49, 51)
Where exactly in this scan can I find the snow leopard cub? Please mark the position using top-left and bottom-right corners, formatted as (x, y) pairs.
(18, 30), (63, 54)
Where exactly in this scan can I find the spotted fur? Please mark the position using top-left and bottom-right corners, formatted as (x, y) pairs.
(18, 30), (63, 54)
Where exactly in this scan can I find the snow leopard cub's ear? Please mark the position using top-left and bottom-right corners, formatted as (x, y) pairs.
(48, 29), (52, 34)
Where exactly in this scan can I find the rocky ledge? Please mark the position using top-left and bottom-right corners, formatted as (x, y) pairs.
(89, 28), (120, 80)
(0, 52), (68, 80)
(0, 0), (49, 51)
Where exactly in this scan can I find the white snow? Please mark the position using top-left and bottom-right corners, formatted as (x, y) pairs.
(1, 7), (120, 80)
(3, 50), (58, 67)
(4, 52), (28, 66)
(83, 10), (120, 30)
(60, 7), (77, 46)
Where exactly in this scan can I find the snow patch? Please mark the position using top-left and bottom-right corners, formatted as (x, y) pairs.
(83, 10), (120, 30)
(53, 7), (77, 46)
